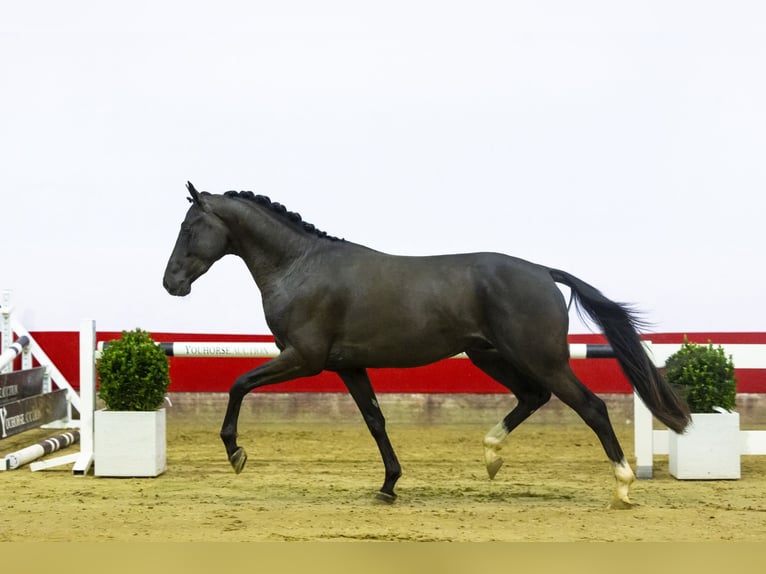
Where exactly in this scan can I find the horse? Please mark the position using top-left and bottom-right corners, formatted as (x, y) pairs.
(163, 182), (690, 508)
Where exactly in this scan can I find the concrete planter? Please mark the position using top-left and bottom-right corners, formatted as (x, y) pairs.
(669, 411), (740, 479)
(94, 408), (166, 477)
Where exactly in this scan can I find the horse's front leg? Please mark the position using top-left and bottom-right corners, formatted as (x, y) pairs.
(221, 348), (317, 473)
(337, 368), (402, 503)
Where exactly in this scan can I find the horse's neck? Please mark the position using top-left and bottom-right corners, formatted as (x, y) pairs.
(216, 200), (312, 289)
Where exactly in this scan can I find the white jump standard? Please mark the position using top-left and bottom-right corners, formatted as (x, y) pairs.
(1, 290), (79, 471)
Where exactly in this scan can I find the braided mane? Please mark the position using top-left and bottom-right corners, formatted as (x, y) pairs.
(223, 190), (343, 242)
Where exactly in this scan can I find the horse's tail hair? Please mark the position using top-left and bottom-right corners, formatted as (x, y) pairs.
(549, 268), (691, 434)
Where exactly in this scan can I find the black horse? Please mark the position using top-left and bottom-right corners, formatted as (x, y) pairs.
(163, 182), (690, 508)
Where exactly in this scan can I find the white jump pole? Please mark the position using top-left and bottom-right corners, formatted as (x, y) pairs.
(100, 341), (620, 361)
(97, 340), (281, 359)
(72, 319), (96, 476)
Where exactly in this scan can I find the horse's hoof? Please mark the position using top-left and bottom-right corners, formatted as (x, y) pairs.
(229, 447), (247, 474)
(607, 496), (634, 510)
(374, 491), (397, 505)
(486, 457), (504, 480)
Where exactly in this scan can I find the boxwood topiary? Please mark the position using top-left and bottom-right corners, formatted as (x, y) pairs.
(663, 339), (736, 414)
(97, 329), (170, 411)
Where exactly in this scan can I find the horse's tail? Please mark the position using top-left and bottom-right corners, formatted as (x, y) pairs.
(549, 268), (691, 434)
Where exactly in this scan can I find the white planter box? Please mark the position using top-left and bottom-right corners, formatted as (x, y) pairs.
(669, 412), (740, 479)
(94, 408), (166, 477)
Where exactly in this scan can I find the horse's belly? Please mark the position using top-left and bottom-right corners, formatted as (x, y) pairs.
(326, 328), (484, 370)
(323, 288), (487, 368)
(326, 347), (456, 370)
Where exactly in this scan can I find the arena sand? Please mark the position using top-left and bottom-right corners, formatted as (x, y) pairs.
(1, 393), (765, 542)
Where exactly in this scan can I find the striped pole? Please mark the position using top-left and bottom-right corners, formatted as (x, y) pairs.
(0, 336), (30, 371)
(2, 430), (80, 471)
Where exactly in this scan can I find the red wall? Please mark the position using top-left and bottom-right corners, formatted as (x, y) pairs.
(23, 331), (766, 394)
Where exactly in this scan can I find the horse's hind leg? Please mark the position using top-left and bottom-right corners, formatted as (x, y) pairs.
(543, 366), (636, 509)
(337, 368), (402, 503)
(466, 350), (551, 480)
(471, 349), (634, 507)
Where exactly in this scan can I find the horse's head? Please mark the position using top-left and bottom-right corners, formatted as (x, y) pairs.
(163, 182), (232, 296)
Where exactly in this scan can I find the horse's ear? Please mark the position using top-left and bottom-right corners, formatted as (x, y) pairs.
(187, 181), (202, 206)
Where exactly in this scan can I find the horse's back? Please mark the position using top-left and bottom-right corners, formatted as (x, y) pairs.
(317, 246), (565, 324)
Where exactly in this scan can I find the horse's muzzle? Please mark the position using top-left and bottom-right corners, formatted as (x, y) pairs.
(163, 276), (191, 297)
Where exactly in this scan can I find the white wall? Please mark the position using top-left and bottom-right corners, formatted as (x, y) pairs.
(3, 1), (765, 334)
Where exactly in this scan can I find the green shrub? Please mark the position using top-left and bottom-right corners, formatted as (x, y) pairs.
(664, 339), (736, 413)
(97, 329), (170, 411)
